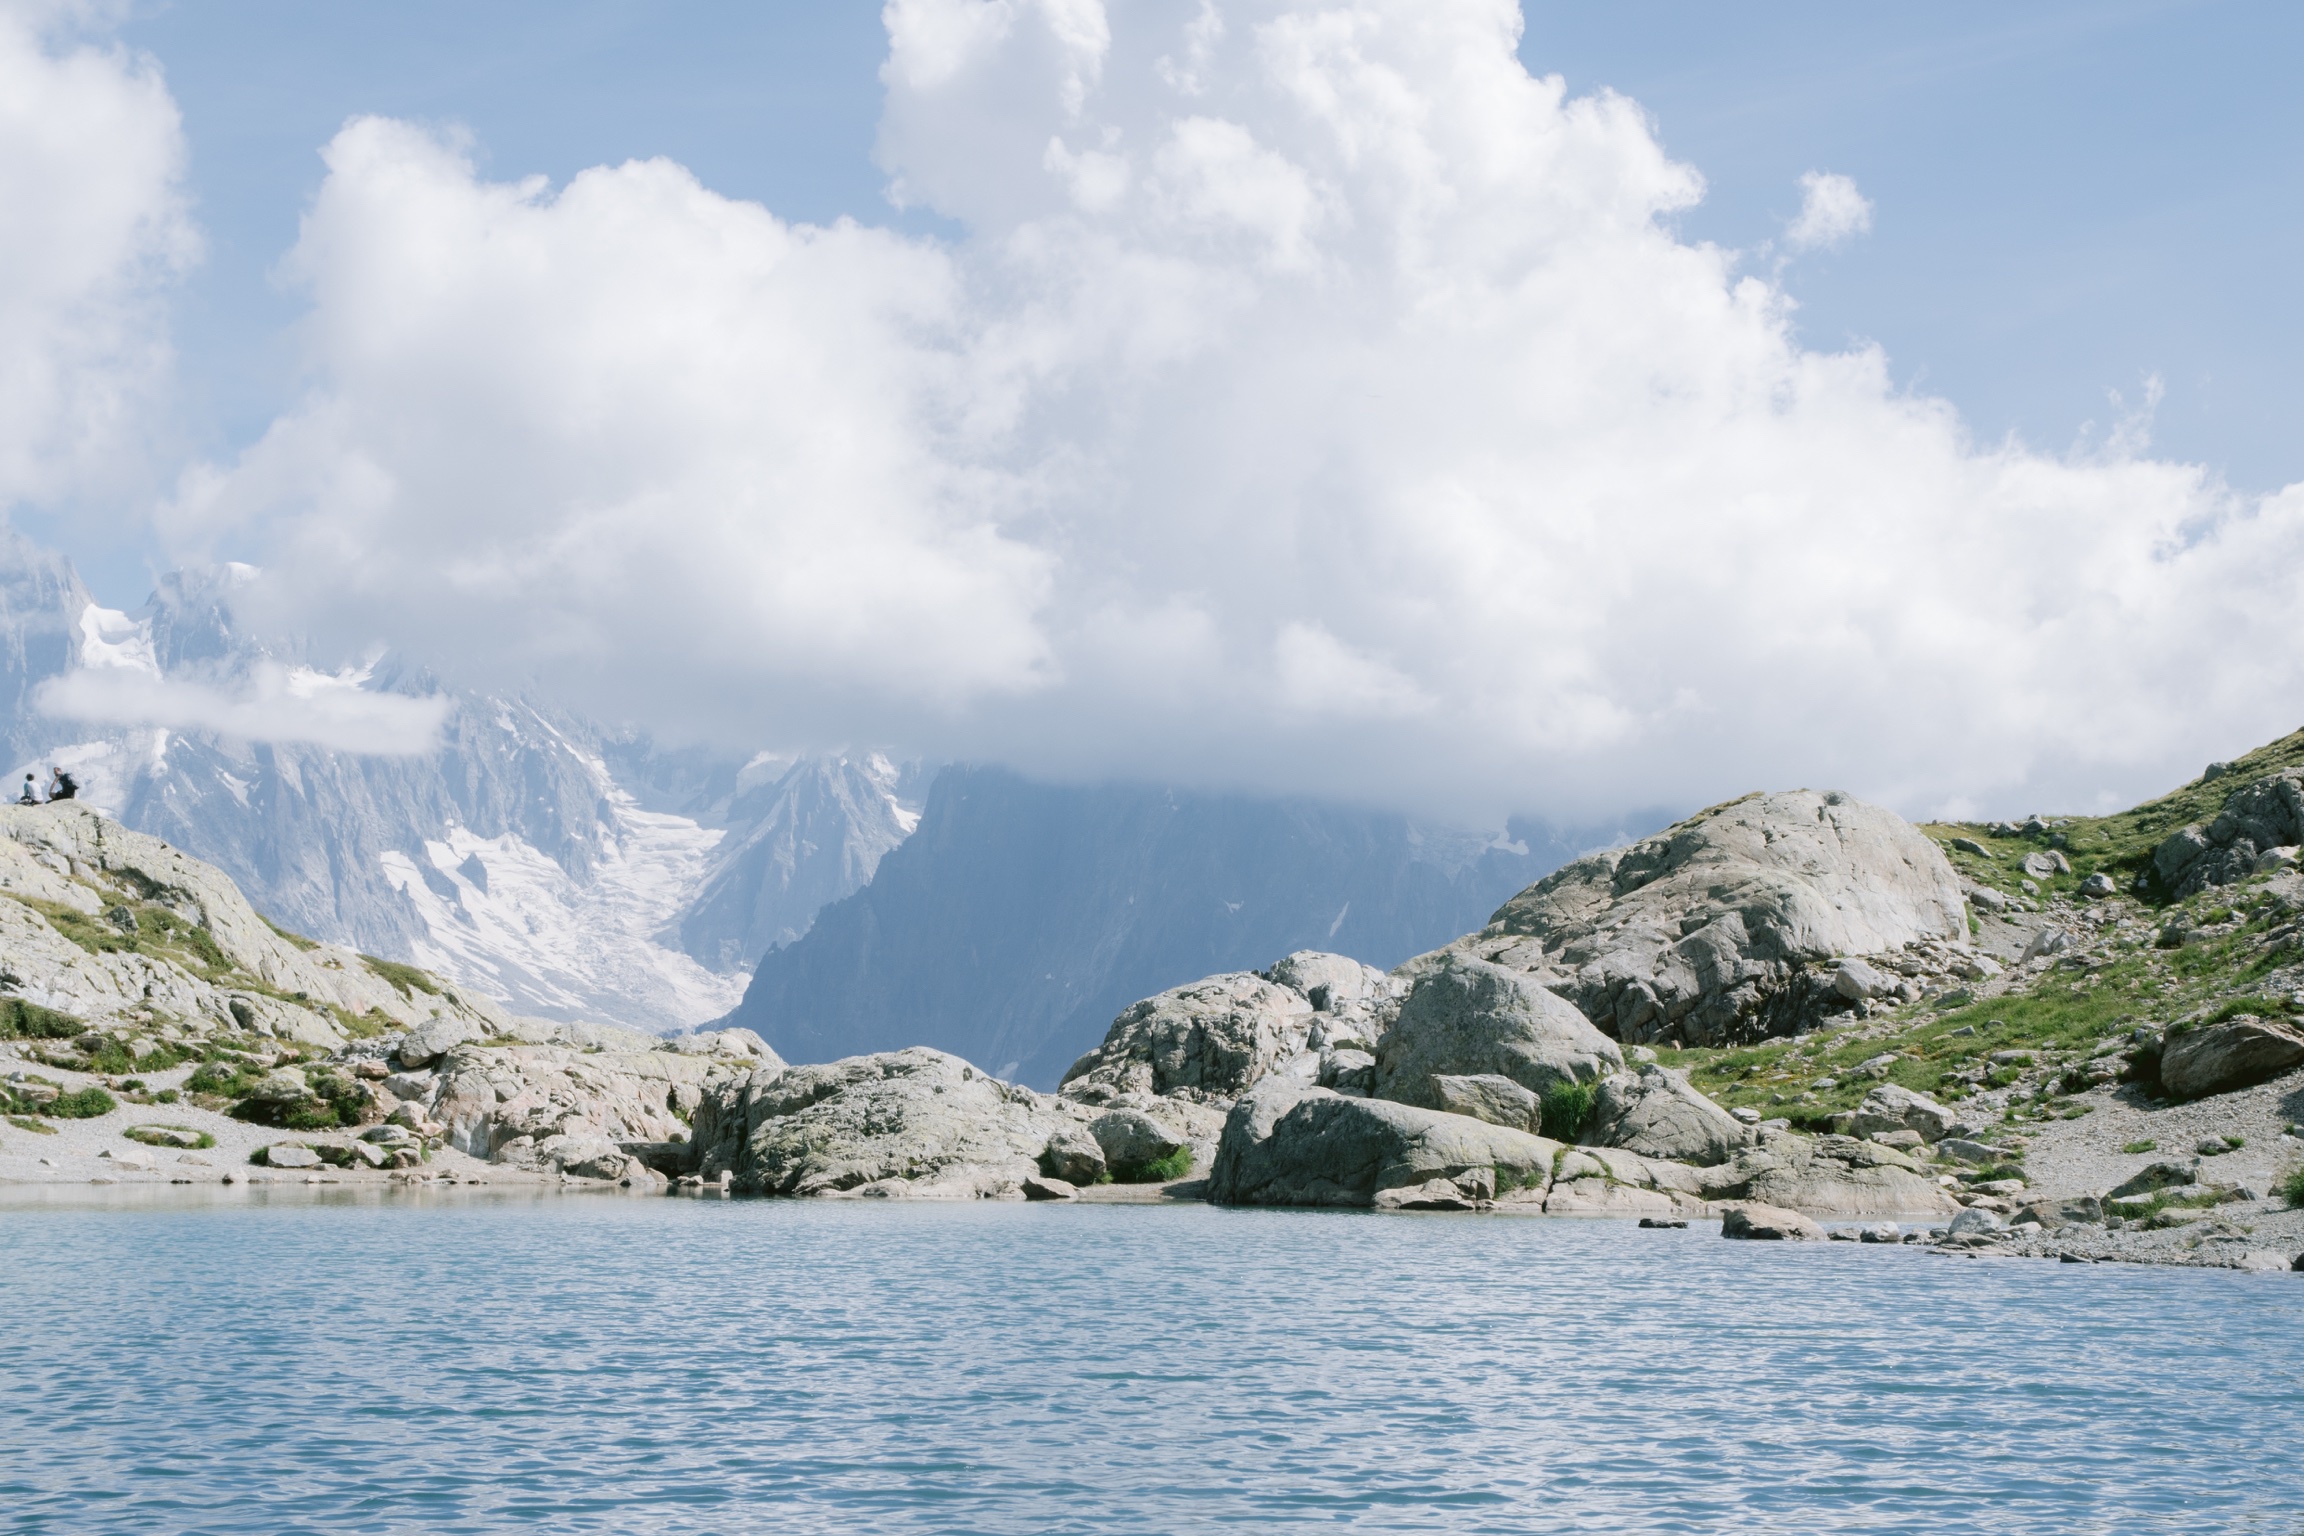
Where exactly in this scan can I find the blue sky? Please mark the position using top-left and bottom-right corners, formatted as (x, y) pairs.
(11, 0), (2303, 820)
(107, 0), (2299, 575)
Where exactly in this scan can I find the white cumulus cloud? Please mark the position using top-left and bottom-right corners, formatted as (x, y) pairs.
(160, 0), (2304, 824)
(0, 0), (194, 512)
(1786, 169), (1873, 251)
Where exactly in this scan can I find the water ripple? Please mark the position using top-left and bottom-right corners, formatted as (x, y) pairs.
(1, 1194), (2301, 1533)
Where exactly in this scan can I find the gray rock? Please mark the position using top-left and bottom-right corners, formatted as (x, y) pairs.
(1967, 886), (2008, 912)
(1720, 1203), (1823, 1241)
(262, 1144), (320, 1169)
(1038, 1124), (1107, 1185)
(1951, 837), (1991, 858)
(1701, 1132), (1959, 1216)
(1855, 1222), (1901, 1243)
(2108, 1159), (2203, 1199)
(1059, 972), (1313, 1104)
(1315, 1048), (1376, 1096)
(1937, 1138), (2009, 1166)
(1430, 790), (1969, 1046)
(2154, 770), (2304, 896)
(1022, 1174), (1077, 1201)
(1089, 1110), (1187, 1178)
(1372, 954), (1621, 1108)
(1832, 959), (1893, 1001)
(1869, 1128), (1925, 1150)
(1583, 1065), (1751, 1166)
(2159, 1016), (2304, 1099)
(1946, 1206), (2006, 1237)
(1208, 1083), (1556, 1209)
(693, 1048), (1060, 1198)
(2014, 1195), (2102, 1227)
(2021, 850), (2071, 880)
(396, 1016), (483, 1070)
(2079, 872), (2118, 897)
(1428, 1073), (1540, 1132)
(1850, 1083), (1959, 1142)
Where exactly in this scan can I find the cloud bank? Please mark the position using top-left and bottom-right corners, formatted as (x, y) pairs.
(0, 1), (192, 512)
(157, 0), (2304, 820)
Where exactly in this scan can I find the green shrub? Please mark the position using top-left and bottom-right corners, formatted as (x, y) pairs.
(47, 1086), (116, 1119)
(1539, 1080), (1599, 1143)
(2281, 1168), (2304, 1208)
(1109, 1144), (1193, 1183)
(0, 996), (85, 1040)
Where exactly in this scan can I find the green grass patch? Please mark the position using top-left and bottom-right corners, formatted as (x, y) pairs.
(1108, 1144), (1194, 1183)
(2121, 1139), (2158, 1155)
(1539, 1079), (1600, 1142)
(262, 916), (320, 951)
(360, 954), (440, 998)
(0, 995), (85, 1039)
(46, 1086), (116, 1119)
(2281, 1168), (2304, 1208)
(7, 1114), (57, 1134)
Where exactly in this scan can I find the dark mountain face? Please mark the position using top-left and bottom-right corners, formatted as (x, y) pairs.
(730, 767), (1653, 1086)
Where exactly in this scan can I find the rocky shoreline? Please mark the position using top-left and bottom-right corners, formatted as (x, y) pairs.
(7, 766), (2304, 1275)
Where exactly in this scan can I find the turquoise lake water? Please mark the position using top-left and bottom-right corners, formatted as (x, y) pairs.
(1, 1191), (2300, 1534)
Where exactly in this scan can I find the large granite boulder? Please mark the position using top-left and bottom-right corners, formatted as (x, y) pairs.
(2158, 1015), (2304, 1100)
(1059, 972), (1314, 1104)
(1373, 954), (1622, 1109)
(1432, 790), (1969, 1046)
(1207, 1079), (1557, 1208)
(2153, 770), (2304, 897)
(693, 1048), (1069, 1197)
(1720, 1203), (1824, 1241)
(1583, 1065), (1752, 1166)
(415, 1034), (764, 1161)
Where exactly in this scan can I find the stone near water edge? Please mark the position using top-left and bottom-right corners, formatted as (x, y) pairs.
(1856, 1222), (1901, 1243)
(1022, 1173), (1077, 1201)
(1088, 1110), (1187, 1176)
(1207, 1082), (1557, 1209)
(1038, 1124), (1106, 1185)
(349, 1140), (388, 1169)
(1582, 1064), (1752, 1166)
(1372, 953), (1621, 1108)
(1720, 1203), (1824, 1241)
(263, 1144), (320, 1169)
(1428, 1073), (1541, 1132)
(2158, 1016), (2304, 1100)
(1946, 1207), (2006, 1238)
(2015, 1195), (2102, 1228)
(1638, 1216), (1689, 1229)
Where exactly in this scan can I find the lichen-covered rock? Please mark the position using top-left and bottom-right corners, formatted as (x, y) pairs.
(1372, 954), (1621, 1108)
(1432, 790), (1969, 1046)
(694, 1048), (1067, 1198)
(2158, 1015), (2304, 1100)
(1089, 1109), (1186, 1177)
(1207, 1081), (1557, 1208)
(2153, 770), (2304, 897)
(1583, 1065), (1751, 1166)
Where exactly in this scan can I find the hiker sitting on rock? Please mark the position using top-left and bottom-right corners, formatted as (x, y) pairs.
(44, 767), (76, 802)
(16, 774), (36, 805)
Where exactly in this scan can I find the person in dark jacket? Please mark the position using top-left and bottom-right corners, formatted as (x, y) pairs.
(45, 767), (76, 802)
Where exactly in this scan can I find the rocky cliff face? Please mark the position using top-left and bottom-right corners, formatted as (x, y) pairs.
(728, 766), (1617, 1086)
